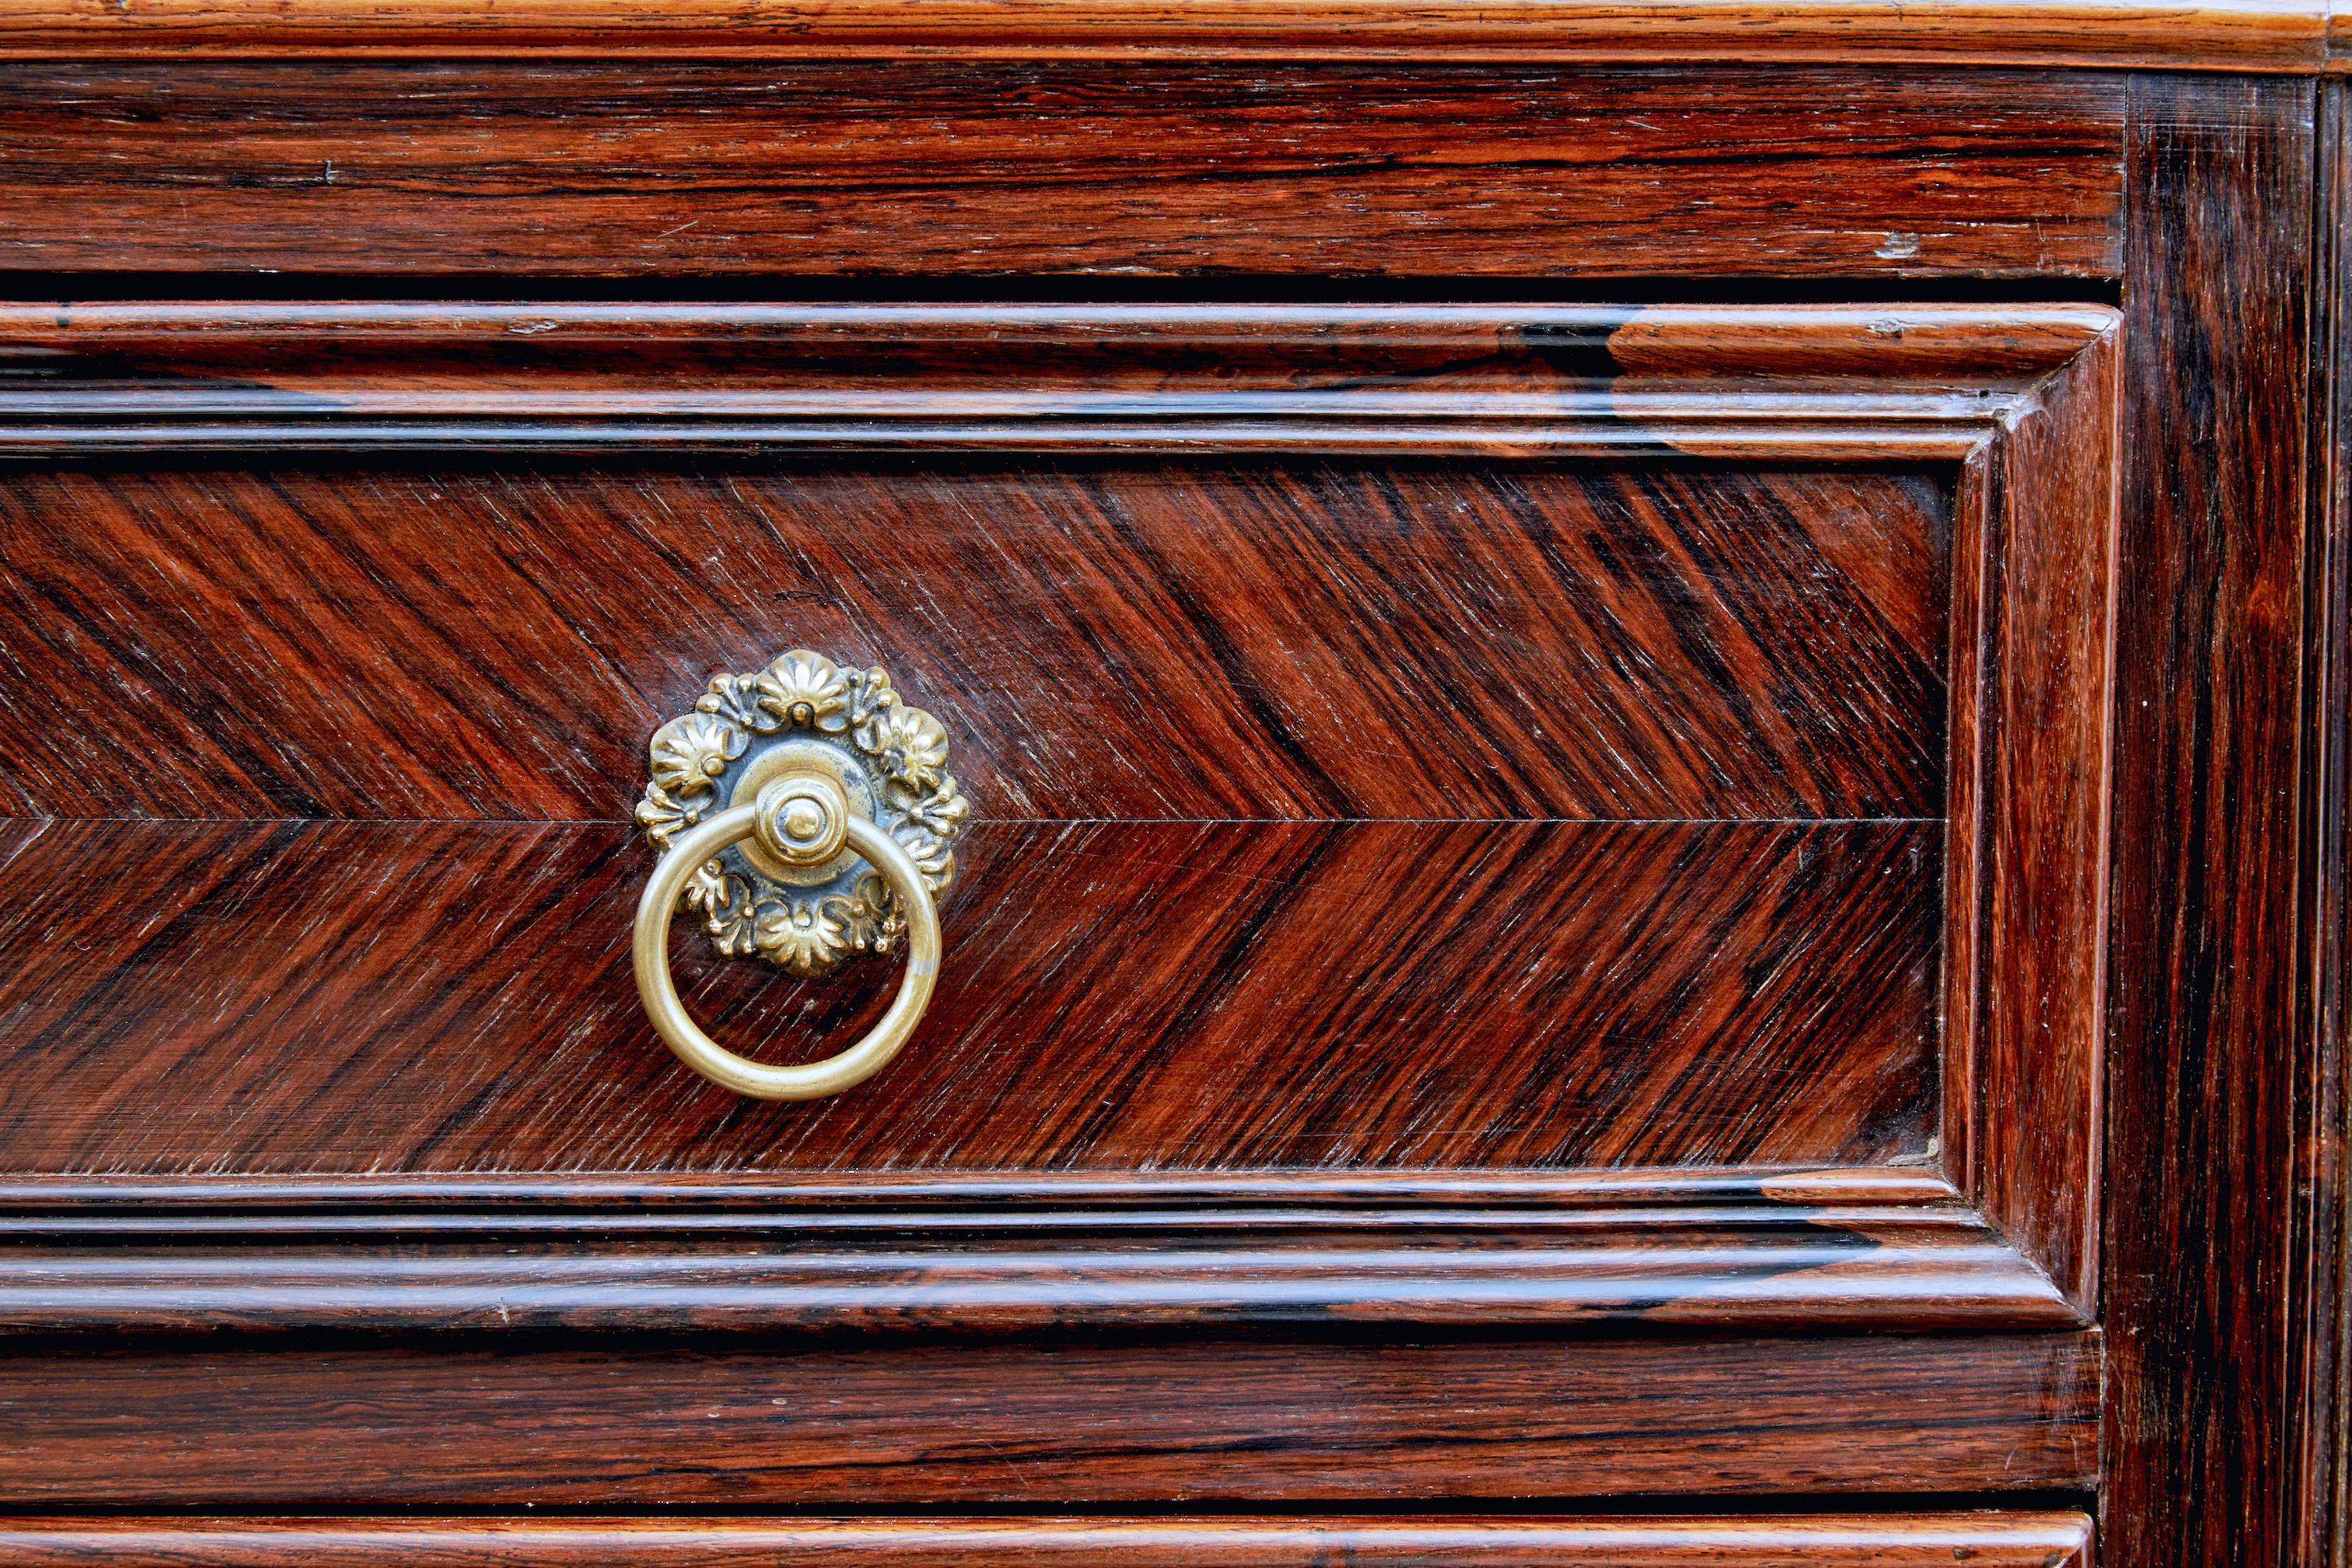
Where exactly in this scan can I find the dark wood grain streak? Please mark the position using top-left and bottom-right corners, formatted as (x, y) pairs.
(0, 1335), (2101, 1503)
(0, 462), (1951, 824)
(0, 819), (1938, 1177)
(0, 66), (2124, 279)
(2102, 73), (2316, 1568)
(0, 1516), (2098, 1568)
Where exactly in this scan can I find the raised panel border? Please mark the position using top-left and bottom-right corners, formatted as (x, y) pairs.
(0, 301), (2119, 1333)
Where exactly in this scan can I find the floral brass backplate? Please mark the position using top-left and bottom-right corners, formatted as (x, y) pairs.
(635, 650), (969, 978)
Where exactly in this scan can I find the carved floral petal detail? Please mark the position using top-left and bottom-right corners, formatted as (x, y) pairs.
(909, 774), (970, 839)
(829, 872), (906, 957)
(634, 782), (700, 853)
(894, 821), (956, 893)
(755, 899), (849, 977)
(648, 711), (747, 799)
(683, 861), (760, 957)
(647, 649), (968, 975)
(695, 672), (768, 732)
(861, 702), (950, 792)
(757, 649), (851, 733)
(848, 665), (897, 729)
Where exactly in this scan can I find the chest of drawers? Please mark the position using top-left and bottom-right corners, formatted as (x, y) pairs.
(0, 7), (2340, 1566)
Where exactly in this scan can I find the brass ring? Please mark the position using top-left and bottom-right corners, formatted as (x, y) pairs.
(632, 799), (942, 1101)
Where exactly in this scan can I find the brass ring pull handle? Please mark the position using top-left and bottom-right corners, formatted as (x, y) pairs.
(635, 771), (942, 1100)
(631, 650), (969, 1101)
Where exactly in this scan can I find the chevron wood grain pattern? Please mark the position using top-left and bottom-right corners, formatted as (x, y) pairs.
(0, 1333), (2101, 1502)
(0, 818), (1936, 1177)
(0, 462), (1948, 823)
(0, 1516), (2097, 1568)
(0, 64), (2124, 278)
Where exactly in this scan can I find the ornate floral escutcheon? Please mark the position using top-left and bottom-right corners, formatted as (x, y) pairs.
(635, 650), (969, 978)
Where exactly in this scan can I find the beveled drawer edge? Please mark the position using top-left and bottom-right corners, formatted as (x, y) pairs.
(0, 301), (2116, 461)
(0, 1164), (1957, 1210)
(0, 1193), (2079, 1335)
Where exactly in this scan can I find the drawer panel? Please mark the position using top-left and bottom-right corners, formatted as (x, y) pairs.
(0, 300), (2113, 1339)
(0, 1516), (2096, 1568)
(0, 64), (2122, 278)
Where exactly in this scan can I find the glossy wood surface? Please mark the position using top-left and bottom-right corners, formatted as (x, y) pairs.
(0, 1206), (2076, 1334)
(0, 297), (2118, 1357)
(2102, 72), (2319, 1568)
(0, 819), (1940, 1177)
(0, 1334), (2100, 1503)
(0, 1516), (2097, 1568)
(0, 48), (2181, 1528)
(0, 461), (1950, 823)
(0, 0), (2319, 73)
(0, 66), (2124, 278)
(1953, 319), (2118, 1307)
(2301, 75), (2352, 1568)
(0, 301), (2116, 457)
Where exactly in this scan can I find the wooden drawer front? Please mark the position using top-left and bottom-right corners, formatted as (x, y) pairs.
(0, 300), (2113, 1371)
(0, 1517), (2096, 1568)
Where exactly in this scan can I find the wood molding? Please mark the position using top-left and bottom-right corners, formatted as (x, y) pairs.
(0, 301), (2116, 458)
(0, 0), (2326, 72)
(0, 1516), (2097, 1568)
(0, 1166), (1962, 1210)
(1946, 308), (2120, 1308)
(0, 1206), (2075, 1335)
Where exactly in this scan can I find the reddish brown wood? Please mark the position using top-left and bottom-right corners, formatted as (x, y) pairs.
(0, 0), (2312, 73)
(0, 66), (2124, 278)
(0, 463), (1952, 824)
(0, 1207), (2075, 1334)
(0, 299), (2121, 1360)
(0, 57), (2179, 1526)
(2303, 76), (2352, 1568)
(0, 302), (2120, 827)
(2101, 72), (2318, 1568)
(0, 1516), (2097, 1568)
(0, 819), (1940, 1177)
(0, 1334), (2101, 1503)
(0, 1165), (1963, 1208)
(1949, 314), (2120, 1308)
(0, 301), (2111, 458)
